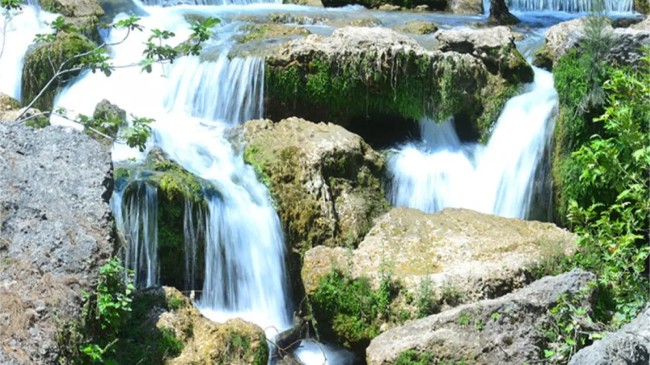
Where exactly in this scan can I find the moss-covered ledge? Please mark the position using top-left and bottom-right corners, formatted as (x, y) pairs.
(115, 149), (208, 290)
(264, 27), (524, 142)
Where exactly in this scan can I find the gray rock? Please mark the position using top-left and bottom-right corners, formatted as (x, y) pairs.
(0, 123), (113, 364)
(568, 305), (650, 365)
(366, 270), (597, 365)
(450, 0), (483, 14)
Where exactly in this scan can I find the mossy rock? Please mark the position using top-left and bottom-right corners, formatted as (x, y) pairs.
(115, 287), (268, 365)
(116, 149), (208, 290)
(265, 27), (496, 140)
(236, 24), (311, 44)
(0, 93), (20, 112)
(21, 31), (96, 111)
(321, 0), (447, 11)
(392, 21), (438, 35)
(240, 117), (390, 300)
(635, 0), (649, 14)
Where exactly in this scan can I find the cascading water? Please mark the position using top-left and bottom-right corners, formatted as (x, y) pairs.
(387, 66), (558, 219)
(53, 8), (291, 333)
(118, 181), (160, 287)
(183, 200), (204, 291)
(0, 4), (55, 100)
(506, 0), (633, 13)
(139, 0), (281, 7)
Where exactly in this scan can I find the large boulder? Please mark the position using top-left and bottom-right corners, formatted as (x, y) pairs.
(366, 270), (597, 365)
(240, 117), (389, 252)
(22, 32), (96, 111)
(0, 124), (113, 364)
(114, 287), (269, 364)
(450, 0), (483, 14)
(533, 17), (650, 70)
(39, 0), (104, 39)
(302, 208), (576, 298)
(435, 26), (533, 84)
(488, 0), (519, 25)
(239, 118), (389, 299)
(265, 27), (529, 144)
(568, 305), (650, 365)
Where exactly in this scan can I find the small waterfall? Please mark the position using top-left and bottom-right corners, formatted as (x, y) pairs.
(0, 5), (54, 100)
(165, 55), (265, 126)
(507, 0), (633, 13)
(118, 181), (160, 287)
(388, 67), (558, 219)
(183, 200), (204, 291)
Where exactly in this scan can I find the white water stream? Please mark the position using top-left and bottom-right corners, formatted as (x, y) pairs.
(388, 67), (558, 219)
(507, 0), (633, 13)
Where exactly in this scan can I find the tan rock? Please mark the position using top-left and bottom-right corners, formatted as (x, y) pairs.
(302, 208), (576, 303)
(450, 0), (483, 14)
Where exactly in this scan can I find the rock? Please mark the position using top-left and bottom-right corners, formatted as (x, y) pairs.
(302, 208), (576, 298)
(39, 0), (104, 39)
(366, 270), (597, 365)
(568, 305), (650, 365)
(435, 26), (533, 83)
(0, 123), (113, 364)
(630, 16), (650, 30)
(533, 17), (650, 69)
(283, 0), (324, 6)
(378, 4), (400, 10)
(488, 0), (519, 25)
(414, 4), (429, 11)
(236, 24), (311, 44)
(240, 117), (389, 254)
(87, 99), (127, 140)
(635, 0), (649, 14)
(0, 93), (19, 112)
(120, 287), (269, 365)
(265, 27), (522, 142)
(22, 32), (96, 112)
(393, 21), (438, 35)
(450, 0), (483, 14)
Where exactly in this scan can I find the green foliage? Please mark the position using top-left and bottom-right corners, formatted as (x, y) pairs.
(543, 291), (601, 364)
(566, 51), (650, 326)
(415, 277), (439, 318)
(310, 268), (399, 350)
(394, 350), (466, 365)
(1, 0), (21, 11)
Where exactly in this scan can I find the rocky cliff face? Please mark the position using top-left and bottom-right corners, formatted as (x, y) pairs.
(0, 123), (114, 364)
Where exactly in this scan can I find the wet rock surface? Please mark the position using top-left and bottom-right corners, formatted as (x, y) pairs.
(0, 123), (113, 364)
(366, 270), (597, 365)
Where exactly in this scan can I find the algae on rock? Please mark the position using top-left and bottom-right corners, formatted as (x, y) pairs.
(21, 31), (96, 111)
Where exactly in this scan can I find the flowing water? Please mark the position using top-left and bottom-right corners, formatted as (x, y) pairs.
(387, 66), (558, 219)
(507, 0), (633, 13)
(0, 0), (603, 363)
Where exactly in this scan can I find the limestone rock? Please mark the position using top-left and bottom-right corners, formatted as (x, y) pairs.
(366, 270), (597, 365)
(630, 16), (650, 30)
(283, 0), (324, 6)
(533, 17), (650, 69)
(302, 208), (576, 300)
(0, 93), (19, 112)
(392, 21), (438, 35)
(265, 26), (519, 140)
(488, 0), (519, 25)
(568, 305), (650, 365)
(240, 117), (389, 255)
(378, 4), (400, 10)
(436, 26), (533, 83)
(450, 0), (483, 14)
(0, 123), (113, 364)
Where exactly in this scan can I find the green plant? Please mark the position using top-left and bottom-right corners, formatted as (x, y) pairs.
(415, 277), (439, 318)
(543, 291), (602, 364)
(457, 311), (471, 326)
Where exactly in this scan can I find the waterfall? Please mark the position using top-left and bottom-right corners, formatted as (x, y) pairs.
(507, 0), (633, 13)
(0, 5), (54, 100)
(52, 8), (292, 332)
(183, 200), (204, 291)
(387, 67), (558, 219)
(114, 181), (160, 287)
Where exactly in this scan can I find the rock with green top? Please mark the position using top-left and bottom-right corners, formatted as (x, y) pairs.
(21, 32), (96, 111)
(320, 0), (447, 11)
(303, 207), (576, 314)
(392, 21), (438, 35)
(239, 118), (390, 297)
(236, 23), (311, 44)
(39, 0), (104, 39)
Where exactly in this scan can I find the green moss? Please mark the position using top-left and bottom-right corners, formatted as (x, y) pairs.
(310, 269), (399, 352)
(266, 53), (485, 129)
(236, 23), (310, 44)
(476, 79), (519, 142)
(21, 32), (96, 111)
(395, 350), (467, 365)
